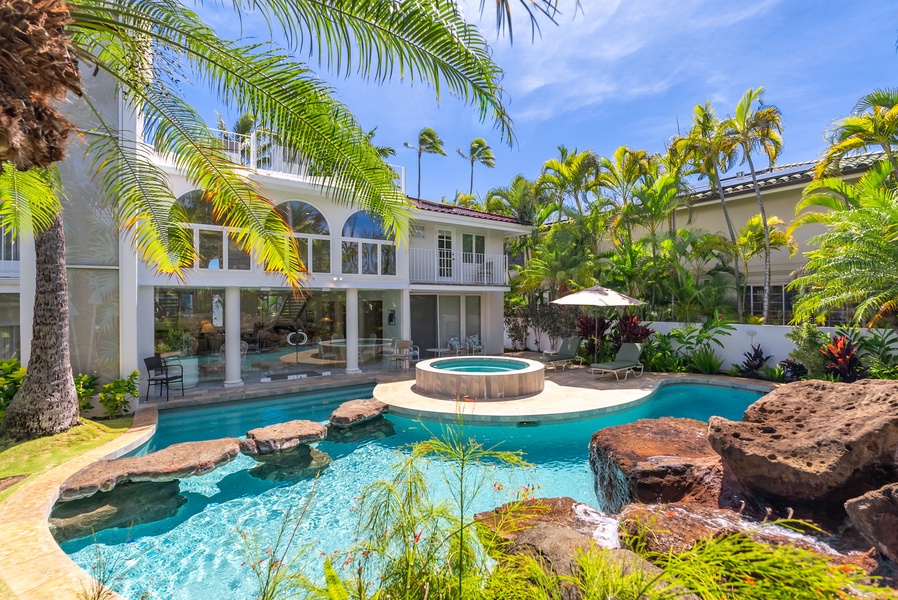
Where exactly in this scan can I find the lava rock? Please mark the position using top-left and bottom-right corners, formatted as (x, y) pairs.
(329, 399), (387, 429)
(326, 415), (395, 443)
(845, 482), (898, 563)
(708, 380), (898, 519)
(50, 481), (186, 543)
(241, 420), (327, 455)
(247, 446), (332, 482)
(59, 438), (241, 501)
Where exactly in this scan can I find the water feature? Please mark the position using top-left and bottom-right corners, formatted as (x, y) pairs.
(415, 356), (544, 399)
(60, 382), (764, 599)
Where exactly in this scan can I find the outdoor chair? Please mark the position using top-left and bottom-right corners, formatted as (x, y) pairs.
(590, 343), (644, 381)
(448, 337), (465, 355)
(466, 334), (485, 355)
(143, 354), (184, 402)
(535, 336), (581, 371)
(390, 340), (412, 371)
(409, 342), (420, 363)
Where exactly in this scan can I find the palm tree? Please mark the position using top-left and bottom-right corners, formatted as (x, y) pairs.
(0, 0), (512, 440)
(485, 174), (555, 262)
(735, 215), (796, 318)
(404, 127), (446, 198)
(674, 101), (742, 320)
(457, 138), (496, 195)
(816, 88), (898, 179)
(366, 127), (396, 159)
(538, 146), (598, 217)
(596, 146), (657, 243)
(723, 87), (784, 324)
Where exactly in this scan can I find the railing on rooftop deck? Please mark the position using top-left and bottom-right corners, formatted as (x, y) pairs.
(211, 129), (406, 192)
(409, 248), (507, 286)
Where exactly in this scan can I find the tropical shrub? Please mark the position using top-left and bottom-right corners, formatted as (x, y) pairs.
(503, 302), (530, 351)
(785, 322), (828, 376)
(669, 312), (735, 359)
(0, 358), (25, 414)
(577, 315), (612, 362)
(760, 364), (786, 383)
(98, 371), (140, 418)
(616, 314), (654, 344)
(74, 373), (100, 411)
(737, 344), (772, 378)
(821, 336), (867, 383)
(530, 303), (578, 352)
(857, 327), (898, 366)
(779, 359), (808, 381)
(690, 346), (724, 374)
(641, 334), (686, 373)
(868, 361), (898, 380)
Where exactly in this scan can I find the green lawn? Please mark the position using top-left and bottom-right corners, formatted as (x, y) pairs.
(0, 418), (133, 504)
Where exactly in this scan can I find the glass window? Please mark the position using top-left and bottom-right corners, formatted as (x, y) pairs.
(361, 243), (379, 275)
(199, 230), (223, 269)
(312, 239), (330, 273)
(0, 294), (19, 360)
(342, 241), (358, 273)
(278, 201), (329, 234)
(465, 295), (481, 338)
(381, 245), (396, 275)
(462, 233), (485, 263)
(177, 190), (220, 225)
(342, 212), (387, 239)
(227, 237), (251, 270)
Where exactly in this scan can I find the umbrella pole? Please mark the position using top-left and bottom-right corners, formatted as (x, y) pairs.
(594, 310), (598, 364)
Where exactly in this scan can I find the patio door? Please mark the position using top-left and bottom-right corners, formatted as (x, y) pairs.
(436, 228), (454, 281)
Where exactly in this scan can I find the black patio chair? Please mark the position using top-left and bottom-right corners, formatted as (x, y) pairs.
(143, 354), (184, 402)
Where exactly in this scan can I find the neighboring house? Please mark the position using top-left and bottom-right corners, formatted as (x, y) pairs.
(0, 91), (530, 388)
(680, 152), (882, 325)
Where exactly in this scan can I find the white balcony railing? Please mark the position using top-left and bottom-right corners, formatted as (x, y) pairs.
(409, 248), (507, 286)
(213, 129), (406, 192)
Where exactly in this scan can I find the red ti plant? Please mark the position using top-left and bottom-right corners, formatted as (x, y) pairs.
(821, 336), (867, 383)
(616, 314), (654, 344)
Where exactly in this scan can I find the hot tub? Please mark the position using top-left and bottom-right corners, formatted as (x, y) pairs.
(415, 356), (545, 400)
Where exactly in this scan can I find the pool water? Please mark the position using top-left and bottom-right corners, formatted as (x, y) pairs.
(62, 383), (764, 599)
(431, 357), (528, 372)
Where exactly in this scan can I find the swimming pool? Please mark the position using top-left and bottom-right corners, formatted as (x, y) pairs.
(61, 382), (764, 599)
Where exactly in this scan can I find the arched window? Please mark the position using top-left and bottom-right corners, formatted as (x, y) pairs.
(341, 212), (395, 275)
(278, 200), (331, 273)
(278, 201), (330, 235)
(176, 190), (219, 225)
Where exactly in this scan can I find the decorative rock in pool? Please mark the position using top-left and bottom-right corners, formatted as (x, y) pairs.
(241, 419), (327, 455)
(415, 356), (544, 400)
(59, 438), (242, 501)
(327, 416), (396, 444)
(248, 446), (332, 482)
(845, 482), (898, 564)
(329, 399), (387, 428)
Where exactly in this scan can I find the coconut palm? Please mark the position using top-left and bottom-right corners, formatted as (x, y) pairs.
(366, 127), (396, 159)
(0, 0), (512, 439)
(674, 101), (743, 321)
(457, 138), (496, 195)
(485, 174), (556, 262)
(722, 87), (784, 324)
(538, 145), (598, 217)
(404, 127), (446, 198)
(816, 88), (898, 179)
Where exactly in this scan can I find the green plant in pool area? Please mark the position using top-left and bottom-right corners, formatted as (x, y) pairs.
(98, 371), (140, 418)
(74, 373), (100, 412)
(785, 322), (828, 377)
(868, 361), (898, 380)
(857, 327), (898, 366)
(0, 358), (25, 414)
(779, 358), (807, 381)
(689, 346), (724, 374)
(821, 336), (867, 383)
(669, 311), (735, 359)
(737, 344), (772, 378)
(760, 364), (786, 383)
(641, 334), (686, 373)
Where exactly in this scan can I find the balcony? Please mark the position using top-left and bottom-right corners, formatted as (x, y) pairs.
(213, 130), (406, 192)
(409, 248), (507, 286)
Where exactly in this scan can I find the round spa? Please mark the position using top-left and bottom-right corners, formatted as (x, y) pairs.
(415, 356), (545, 400)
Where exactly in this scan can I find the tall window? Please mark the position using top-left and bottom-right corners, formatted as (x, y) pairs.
(342, 212), (396, 275)
(462, 233), (485, 264)
(176, 190), (251, 270)
(278, 201), (331, 273)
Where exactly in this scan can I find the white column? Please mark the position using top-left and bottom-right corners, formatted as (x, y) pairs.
(119, 236), (139, 378)
(345, 288), (360, 374)
(401, 288), (411, 341)
(19, 234), (35, 366)
(224, 286), (243, 387)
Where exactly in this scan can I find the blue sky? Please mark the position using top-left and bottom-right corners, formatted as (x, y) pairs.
(204, 0), (897, 203)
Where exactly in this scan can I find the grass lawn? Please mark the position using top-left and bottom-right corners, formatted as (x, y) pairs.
(0, 418), (133, 504)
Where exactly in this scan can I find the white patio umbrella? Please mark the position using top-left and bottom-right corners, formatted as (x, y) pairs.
(551, 285), (645, 363)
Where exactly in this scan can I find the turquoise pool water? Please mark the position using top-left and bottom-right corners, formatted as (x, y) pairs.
(62, 382), (764, 599)
(431, 357), (528, 372)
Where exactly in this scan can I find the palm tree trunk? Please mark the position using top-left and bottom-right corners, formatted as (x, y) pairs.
(416, 151), (422, 198)
(469, 159), (474, 195)
(712, 164), (743, 322)
(745, 152), (771, 324)
(0, 213), (79, 440)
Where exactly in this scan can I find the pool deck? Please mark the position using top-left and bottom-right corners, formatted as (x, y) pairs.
(376, 368), (776, 424)
(0, 364), (774, 598)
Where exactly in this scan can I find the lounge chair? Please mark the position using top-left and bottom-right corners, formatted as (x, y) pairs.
(536, 336), (581, 371)
(590, 343), (644, 381)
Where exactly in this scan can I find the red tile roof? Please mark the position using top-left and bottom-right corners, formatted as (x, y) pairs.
(410, 197), (525, 225)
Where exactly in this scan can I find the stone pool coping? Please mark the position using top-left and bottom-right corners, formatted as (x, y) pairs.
(0, 406), (158, 600)
(375, 372), (776, 424)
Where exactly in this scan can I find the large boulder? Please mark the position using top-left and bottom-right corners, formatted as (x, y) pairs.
(59, 438), (241, 501)
(240, 420), (327, 455)
(50, 481), (186, 543)
(329, 399), (387, 429)
(589, 418), (738, 512)
(509, 524), (592, 577)
(845, 482), (898, 563)
(327, 413), (396, 443)
(708, 380), (898, 520)
(248, 446), (332, 482)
